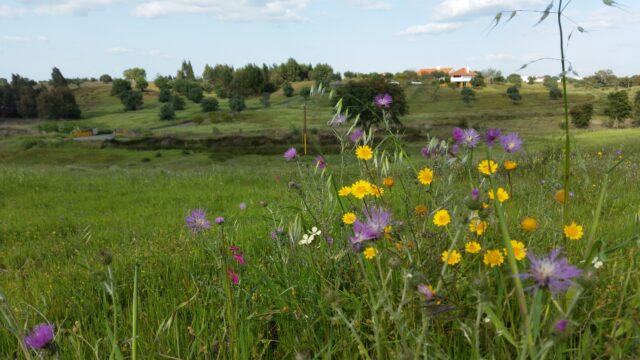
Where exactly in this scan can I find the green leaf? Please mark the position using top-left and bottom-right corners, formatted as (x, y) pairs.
(484, 306), (518, 347)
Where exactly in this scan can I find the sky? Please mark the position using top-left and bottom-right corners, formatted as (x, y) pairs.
(1, 0), (639, 81)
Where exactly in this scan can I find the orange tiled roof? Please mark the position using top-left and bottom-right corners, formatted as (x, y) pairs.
(450, 68), (477, 77)
(417, 67), (453, 75)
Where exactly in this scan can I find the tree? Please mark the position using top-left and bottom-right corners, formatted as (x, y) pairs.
(300, 87), (311, 100)
(282, 58), (301, 82)
(586, 69), (616, 88)
(158, 88), (172, 103)
(50, 67), (68, 87)
(123, 68), (147, 82)
(159, 103), (175, 120)
(187, 86), (204, 103)
(230, 64), (265, 96)
(634, 92), (640, 126)
(36, 68), (81, 119)
(136, 78), (149, 92)
(99, 74), (112, 83)
(569, 103), (593, 128)
(203, 64), (234, 96)
(480, 68), (502, 84)
(154, 75), (171, 90)
(527, 76), (536, 85)
(344, 71), (356, 79)
(506, 86), (522, 104)
(543, 76), (559, 90)
(201, 97), (219, 112)
(229, 95), (246, 112)
(111, 79), (132, 96)
(604, 90), (632, 127)
(260, 92), (270, 108)
(332, 78), (408, 129)
(176, 60), (195, 80)
(120, 90), (143, 111)
(172, 95), (185, 111)
(549, 87), (563, 100)
(461, 88), (476, 105)
(470, 73), (485, 88)
(283, 82), (294, 97)
(507, 74), (522, 86)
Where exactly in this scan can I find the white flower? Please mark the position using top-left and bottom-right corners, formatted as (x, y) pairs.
(591, 256), (603, 269)
(308, 226), (321, 237)
(299, 234), (314, 245)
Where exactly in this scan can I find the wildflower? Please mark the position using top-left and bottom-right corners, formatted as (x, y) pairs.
(554, 319), (568, 333)
(482, 202), (489, 209)
(370, 185), (384, 197)
(415, 205), (428, 216)
(351, 180), (372, 199)
(462, 128), (481, 148)
(504, 160), (517, 171)
(363, 206), (393, 236)
(449, 143), (460, 156)
(329, 113), (346, 126)
(488, 187), (509, 203)
(214, 216), (225, 225)
(232, 253), (245, 265)
(478, 160), (498, 176)
(284, 147), (297, 161)
(383, 177), (395, 188)
(270, 227), (283, 239)
(363, 246), (378, 260)
(510, 240), (527, 260)
(299, 234), (314, 245)
(417, 167), (434, 185)
(433, 209), (451, 227)
(342, 212), (357, 225)
(452, 127), (464, 143)
(421, 146), (434, 158)
(499, 132), (523, 153)
(591, 256), (603, 269)
(24, 323), (54, 349)
(554, 189), (566, 204)
(338, 186), (352, 197)
(350, 220), (378, 248)
(465, 241), (482, 254)
(349, 128), (364, 143)
(356, 145), (373, 160)
(470, 188), (480, 201)
(523, 248), (582, 294)
(564, 222), (584, 240)
(483, 249), (504, 268)
(469, 219), (489, 235)
(521, 217), (538, 231)
(315, 155), (326, 169)
(228, 270), (239, 285)
(417, 284), (436, 301)
(485, 128), (501, 146)
(384, 226), (393, 240)
(239, 202), (247, 210)
(374, 93), (393, 108)
(186, 209), (211, 232)
(441, 250), (462, 265)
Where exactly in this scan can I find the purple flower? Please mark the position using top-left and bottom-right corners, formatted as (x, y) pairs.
(24, 323), (54, 349)
(374, 93), (393, 108)
(452, 127), (464, 143)
(554, 319), (568, 333)
(421, 146), (435, 158)
(522, 248), (582, 294)
(615, 149), (623, 156)
(330, 114), (347, 126)
(271, 227), (283, 239)
(485, 128), (501, 146)
(215, 216), (225, 225)
(186, 209), (211, 233)
(239, 202), (247, 210)
(349, 220), (378, 249)
(315, 155), (326, 169)
(363, 206), (393, 237)
(232, 253), (245, 265)
(228, 270), (239, 285)
(462, 128), (481, 148)
(470, 188), (480, 201)
(284, 147), (297, 161)
(499, 133), (523, 153)
(349, 128), (364, 143)
(417, 284), (435, 301)
(449, 143), (459, 157)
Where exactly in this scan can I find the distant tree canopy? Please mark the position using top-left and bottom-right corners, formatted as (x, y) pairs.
(309, 63), (335, 87)
(176, 60), (195, 80)
(570, 103), (593, 128)
(154, 75), (172, 90)
(201, 97), (219, 112)
(230, 64), (266, 97)
(584, 69), (617, 88)
(634, 92), (640, 126)
(543, 76), (559, 90)
(332, 78), (408, 129)
(480, 68), (503, 84)
(527, 76), (536, 85)
(506, 85), (522, 104)
(604, 90), (632, 126)
(282, 82), (294, 97)
(470, 74), (485, 88)
(119, 90), (143, 111)
(111, 79), (132, 96)
(99, 74), (113, 83)
(549, 87), (563, 100)
(507, 74), (522, 86)
(123, 68), (147, 82)
(0, 68), (80, 120)
(229, 95), (246, 113)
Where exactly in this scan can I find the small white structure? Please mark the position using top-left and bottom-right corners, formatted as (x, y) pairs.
(449, 67), (477, 87)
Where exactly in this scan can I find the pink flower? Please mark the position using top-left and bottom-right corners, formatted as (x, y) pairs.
(232, 253), (245, 265)
(228, 270), (239, 285)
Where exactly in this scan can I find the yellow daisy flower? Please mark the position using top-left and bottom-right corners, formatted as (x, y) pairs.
(554, 189), (566, 204)
(383, 177), (395, 188)
(509, 240), (527, 260)
(433, 209), (451, 227)
(415, 205), (428, 216)
(441, 250), (462, 265)
(488, 187), (510, 203)
(564, 222), (584, 240)
(355, 145), (373, 161)
(465, 241), (482, 254)
(338, 186), (352, 197)
(483, 249), (504, 268)
(417, 167), (434, 185)
(520, 217), (538, 231)
(342, 212), (357, 225)
(363, 246), (378, 260)
(351, 180), (372, 199)
(469, 219), (489, 236)
(370, 184), (384, 197)
(504, 160), (518, 171)
(478, 160), (498, 176)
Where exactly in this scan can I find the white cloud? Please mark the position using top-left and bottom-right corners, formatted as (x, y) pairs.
(353, 0), (392, 11)
(132, 0), (310, 21)
(106, 47), (131, 55)
(434, 0), (546, 21)
(398, 22), (463, 36)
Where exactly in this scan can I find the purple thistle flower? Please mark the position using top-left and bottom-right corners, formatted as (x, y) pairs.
(417, 284), (435, 301)
(470, 188), (480, 201)
(485, 128), (501, 146)
(554, 319), (568, 333)
(462, 128), (481, 148)
(374, 93), (393, 108)
(522, 248), (582, 294)
(228, 270), (239, 285)
(186, 209), (211, 233)
(499, 132), (523, 153)
(349, 220), (378, 249)
(452, 127), (464, 143)
(24, 323), (54, 349)
(215, 216), (225, 225)
(239, 202), (247, 210)
(284, 147), (297, 161)
(363, 206), (393, 237)
(421, 146), (434, 158)
(315, 155), (326, 169)
(449, 143), (459, 157)
(349, 128), (364, 143)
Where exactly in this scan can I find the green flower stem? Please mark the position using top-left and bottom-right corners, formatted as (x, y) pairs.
(558, 0), (571, 226)
(435, 225), (460, 293)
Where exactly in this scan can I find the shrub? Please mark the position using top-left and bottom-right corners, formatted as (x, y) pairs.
(158, 88), (172, 103)
(215, 86), (229, 99)
(300, 87), (311, 100)
(193, 114), (204, 125)
(172, 95), (185, 111)
(119, 90), (143, 111)
(99, 74), (112, 83)
(187, 86), (204, 103)
(604, 90), (631, 127)
(506, 86), (522, 104)
(549, 88), (563, 100)
(260, 92), (270, 108)
(201, 97), (219, 112)
(110, 79), (131, 96)
(229, 96), (246, 113)
(569, 103), (593, 128)
(461, 87), (476, 105)
(633, 91), (640, 126)
(283, 82), (294, 97)
(159, 103), (175, 120)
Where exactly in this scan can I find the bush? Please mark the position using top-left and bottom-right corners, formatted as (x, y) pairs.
(159, 103), (175, 120)
(201, 97), (219, 112)
(229, 96), (246, 113)
(172, 95), (185, 111)
(119, 90), (143, 111)
(549, 87), (563, 100)
(158, 88), (172, 103)
(193, 114), (204, 125)
(569, 103), (593, 128)
(300, 87), (311, 100)
(260, 92), (270, 108)
(110, 79), (131, 96)
(215, 86), (229, 99)
(604, 90), (632, 127)
(506, 86), (522, 104)
(634, 92), (640, 126)
(187, 86), (204, 103)
(99, 74), (112, 83)
(461, 88), (476, 105)
(283, 82), (294, 97)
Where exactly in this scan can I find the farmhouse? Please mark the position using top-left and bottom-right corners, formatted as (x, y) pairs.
(417, 66), (453, 76)
(449, 67), (477, 87)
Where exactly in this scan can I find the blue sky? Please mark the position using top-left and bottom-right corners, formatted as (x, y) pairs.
(1, 0), (639, 80)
